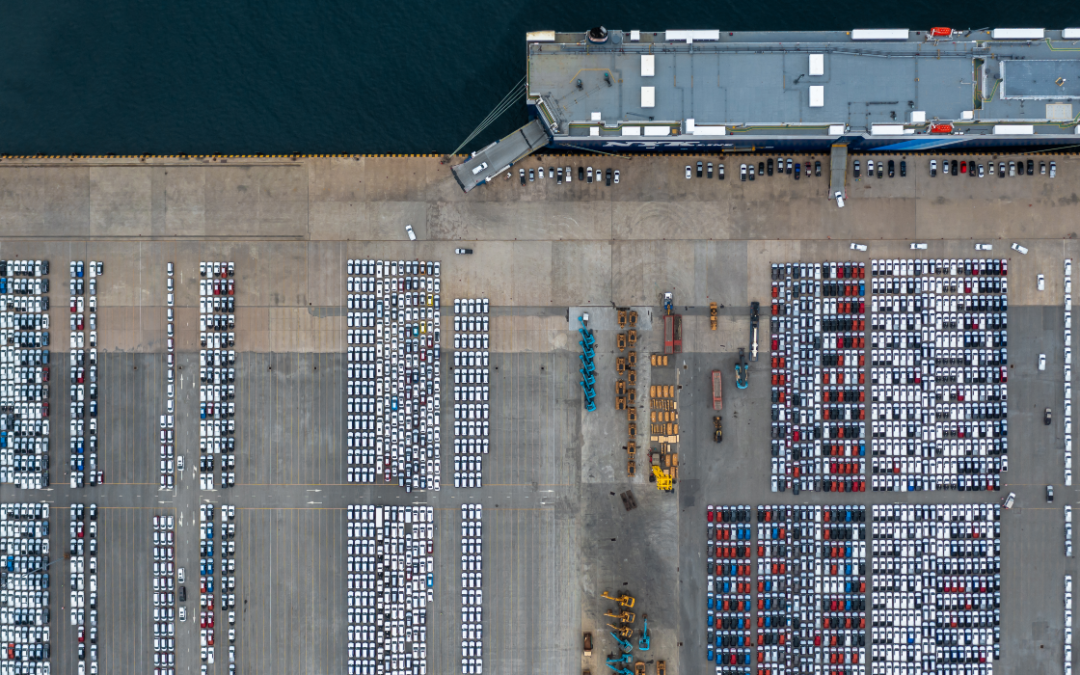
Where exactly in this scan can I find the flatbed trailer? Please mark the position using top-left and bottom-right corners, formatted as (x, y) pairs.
(663, 314), (682, 354)
(711, 370), (722, 410)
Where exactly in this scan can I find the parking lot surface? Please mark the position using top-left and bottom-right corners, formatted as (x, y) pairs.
(0, 153), (1078, 675)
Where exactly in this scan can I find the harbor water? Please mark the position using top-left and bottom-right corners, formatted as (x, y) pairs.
(1, 0), (1078, 155)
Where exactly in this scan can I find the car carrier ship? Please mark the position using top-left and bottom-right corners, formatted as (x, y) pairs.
(454, 26), (1080, 192)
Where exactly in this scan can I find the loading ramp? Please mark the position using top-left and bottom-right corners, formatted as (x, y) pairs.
(829, 143), (848, 202)
(451, 119), (549, 193)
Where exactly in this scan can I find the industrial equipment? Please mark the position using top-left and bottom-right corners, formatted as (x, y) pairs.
(602, 591), (636, 608)
(607, 624), (632, 640)
(735, 348), (750, 390)
(610, 631), (634, 653)
(652, 465), (673, 491)
(711, 370), (723, 410)
(750, 301), (760, 361)
(710, 301), (718, 330)
(637, 615), (650, 651)
(713, 416), (723, 444)
(604, 610), (635, 624)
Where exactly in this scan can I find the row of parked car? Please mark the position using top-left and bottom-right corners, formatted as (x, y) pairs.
(1, 502), (50, 674)
(687, 158), (826, 182)
(150, 513), (176, 674)
(770, 262), (868, 494)
(1066, 574), (1074, 675)
(460, 504), (483, 673)
(346, 505), (434, 675)
(0, 260), (52, 490)
(195, 504), (238, 672)
(198, 263), (236, 491)
(929, 158), (1056, 178)
(66, 503), (100, 674)
(1064, 259), (1075, 489)
(871, 504), (1001, 669)
(521, 165), (619, 186)
(154, 263), (177, 491)
(345, 260), (442, 491)
(454, 299), (489, 489)
(869, 258), (1009, 492)
(705, 506), (752, 666)
(71, 262), (105, 490)
(853, 158), (906, 180)
(705, 505), (871, 669)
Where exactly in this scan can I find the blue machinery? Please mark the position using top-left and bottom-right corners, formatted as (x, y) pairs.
(735, 348), (750, 390)
(637, 615), (650, 651)
(609, 631), (634, 653)
(579, 316), (596, 411)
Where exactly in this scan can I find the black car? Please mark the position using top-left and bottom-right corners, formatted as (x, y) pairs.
(696, 161), (703, 178)
(605, 168), (612, 186)
(815, 161), (822, 176)
(578, 167), (584, 181)
(853, 161), (860, 178)
(1047, 485), (1054, 503)
(951, 160), (959, 175)
(968, 160), (976, 177)
(179, 586), (187, 602)
(767, 158), (774, 176)
(888, 160), (894, 177)
(706, 162), (713, 179)
(759, 161), (765, 176)
(1027, 159), (1034, 175)
(1046, 408), (1053, 425)
(899, 160), (906, 177)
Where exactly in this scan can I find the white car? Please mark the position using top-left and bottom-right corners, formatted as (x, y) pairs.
(849, 243), (867, 252)
(1068, 506), (1074, 524)
(405, 224), (416, 241)
(1011, 242), (1029, 254)
(469, 161), (488, 175)
(685, 165), (692, 179)
(1040, 354), (1047, 371)
(974, 243), (992, 251)
(910, 243), (928, 250)
(834, 191), (844, 208)
(1038, 274), (1045, 290)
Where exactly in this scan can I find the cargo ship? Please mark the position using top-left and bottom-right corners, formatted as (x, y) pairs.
(454, 26), (1080, 191)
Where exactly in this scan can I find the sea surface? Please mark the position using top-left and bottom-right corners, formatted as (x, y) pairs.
(1, 1), (1079, 155)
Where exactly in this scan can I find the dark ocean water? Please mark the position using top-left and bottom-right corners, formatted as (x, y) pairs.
(2, 2), (1079, 155)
